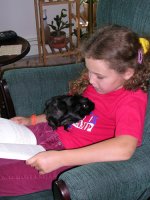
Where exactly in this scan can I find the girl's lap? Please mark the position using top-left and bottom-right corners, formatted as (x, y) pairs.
(0, 158), (67, 196)
(0, 123), (65, 196)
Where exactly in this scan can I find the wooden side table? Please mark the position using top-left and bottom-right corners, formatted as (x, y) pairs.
(0, 36), (30, 67)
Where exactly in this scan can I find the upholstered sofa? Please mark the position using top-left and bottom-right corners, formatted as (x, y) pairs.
(1, 0), (150, 199)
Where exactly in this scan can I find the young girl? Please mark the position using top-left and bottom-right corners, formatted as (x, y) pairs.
(1, 24), (150, 197)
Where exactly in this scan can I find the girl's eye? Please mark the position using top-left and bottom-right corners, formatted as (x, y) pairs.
(97, 76), (104, 79)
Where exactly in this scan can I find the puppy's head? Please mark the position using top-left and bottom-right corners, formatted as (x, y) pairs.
(44, 95), (68, 129)
(70, 95), (95, 117)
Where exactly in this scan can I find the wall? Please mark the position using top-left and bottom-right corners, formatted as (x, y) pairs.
(0, 0), (38, 56)
(0, 0), (69, 56)
(0, 0), (37, 38)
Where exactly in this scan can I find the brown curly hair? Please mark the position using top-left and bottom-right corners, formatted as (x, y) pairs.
(69, 68), (89, 95)
(70, 25), (150, 95)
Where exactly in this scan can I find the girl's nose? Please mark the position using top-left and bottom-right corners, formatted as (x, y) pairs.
(89, 73), (95, 85)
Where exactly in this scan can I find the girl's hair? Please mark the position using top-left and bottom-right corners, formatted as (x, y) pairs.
(70, 25), (150, 94)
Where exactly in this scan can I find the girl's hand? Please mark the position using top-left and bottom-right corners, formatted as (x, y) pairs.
(11, 116), (31, 126)
(26, 151), (64, 174)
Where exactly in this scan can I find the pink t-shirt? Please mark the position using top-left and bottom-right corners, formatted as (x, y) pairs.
(56, 85), (148, 149)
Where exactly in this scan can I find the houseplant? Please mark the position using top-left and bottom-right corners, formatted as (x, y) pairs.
(48, 9), (73, 49)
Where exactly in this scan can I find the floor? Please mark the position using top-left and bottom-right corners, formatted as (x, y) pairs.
(1, 53), (79, 71)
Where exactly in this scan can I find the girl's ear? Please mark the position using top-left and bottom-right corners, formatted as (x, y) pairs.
(123, 68), (134, 80)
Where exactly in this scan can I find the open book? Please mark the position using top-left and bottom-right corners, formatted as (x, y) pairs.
(0, 118), (45, 160)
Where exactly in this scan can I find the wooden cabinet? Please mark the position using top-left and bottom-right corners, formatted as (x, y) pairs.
(34, 0), (83, 65)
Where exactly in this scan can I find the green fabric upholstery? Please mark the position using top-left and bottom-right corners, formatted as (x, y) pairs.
(59, 148), (150, 200)
(96, 0), (150, 37)
(3, 63), (84, 116)
(0, 190), (53, 200)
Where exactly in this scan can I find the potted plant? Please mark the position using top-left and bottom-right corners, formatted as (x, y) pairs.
(48, 9), (73, 49)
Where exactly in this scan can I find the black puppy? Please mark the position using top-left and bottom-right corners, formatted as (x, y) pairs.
(44, 95), (95, 130)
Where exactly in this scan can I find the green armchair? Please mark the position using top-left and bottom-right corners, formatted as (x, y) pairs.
(1, 0), (150, 199)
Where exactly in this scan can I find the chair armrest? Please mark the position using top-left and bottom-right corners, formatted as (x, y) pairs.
(53, 145), (150, 200)
(53, 180), (71, 200)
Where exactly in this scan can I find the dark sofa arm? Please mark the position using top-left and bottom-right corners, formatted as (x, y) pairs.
(53, 180), (71, 200)
(53, 145), (150, 200)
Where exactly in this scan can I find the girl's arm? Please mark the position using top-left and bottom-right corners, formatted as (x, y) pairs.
(11, 114), (46, 125)
(26, 135), (138, 174)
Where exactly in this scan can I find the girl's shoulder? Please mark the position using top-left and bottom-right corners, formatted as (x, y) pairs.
(123, 88), (148, 100)
(116, 88), (148, 109)
(83, 86), (148, 106)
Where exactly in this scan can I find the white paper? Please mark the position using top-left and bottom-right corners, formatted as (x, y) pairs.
(0, 143), (45, 160)
(0, 118), (36, 145)
(0, 118), (45, 160)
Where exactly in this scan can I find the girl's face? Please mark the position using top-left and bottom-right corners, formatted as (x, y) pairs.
(85, 58), (133, 94)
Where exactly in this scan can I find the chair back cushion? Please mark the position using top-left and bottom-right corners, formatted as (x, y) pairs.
(2, 63), (84, 116)
(96, 0), (150, 37)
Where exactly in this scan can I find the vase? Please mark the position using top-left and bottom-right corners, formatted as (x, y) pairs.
(49, 31), (67, 49)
